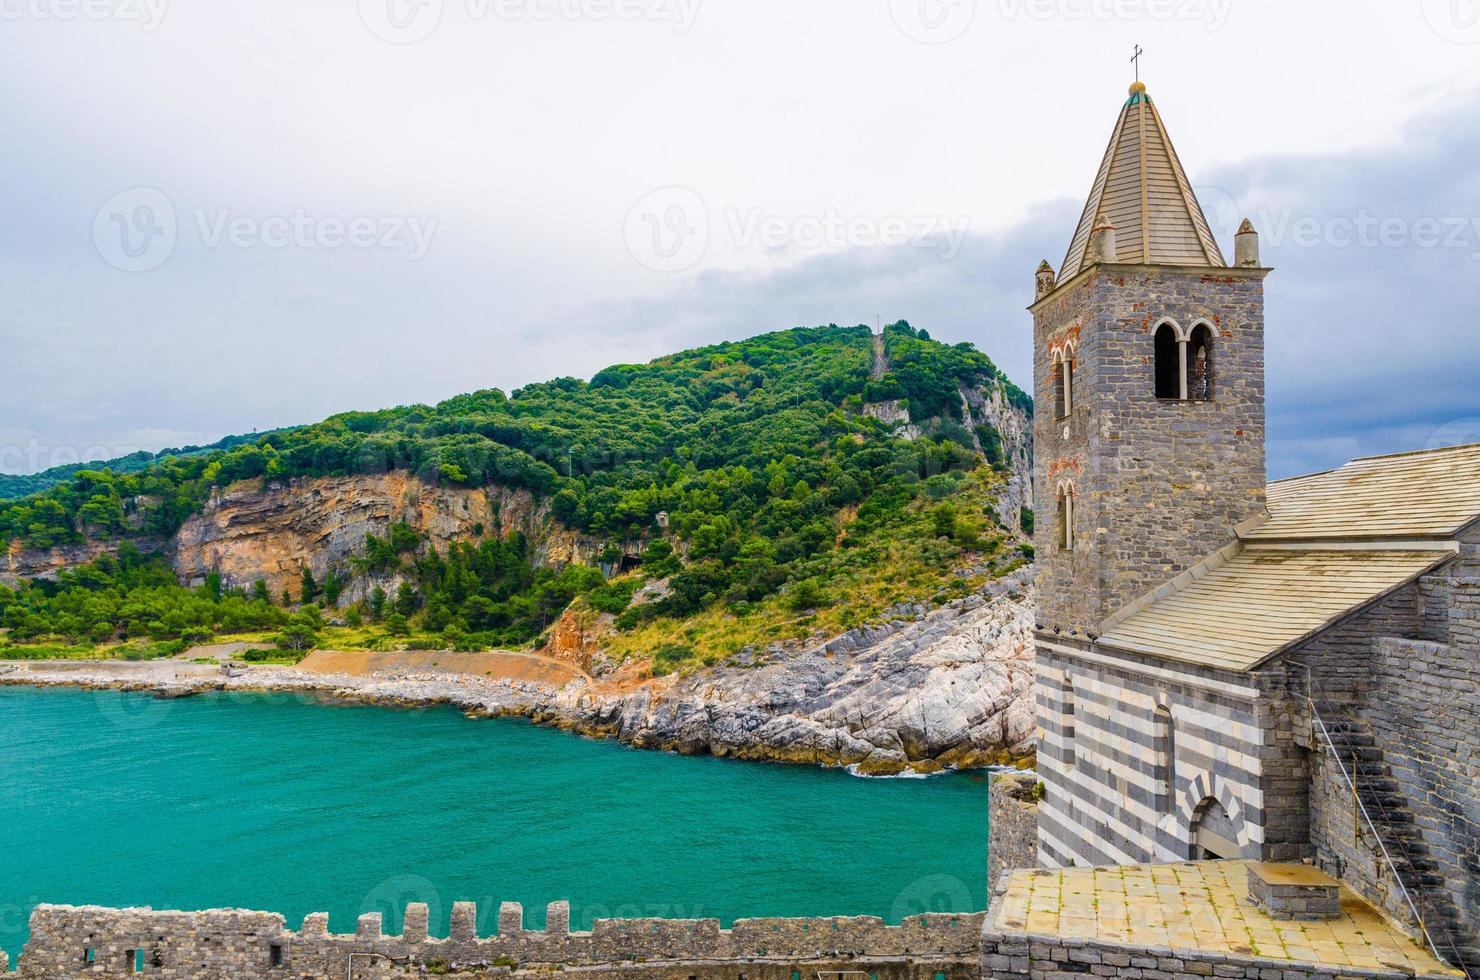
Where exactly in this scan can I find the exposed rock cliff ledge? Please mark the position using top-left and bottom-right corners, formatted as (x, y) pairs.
(1, 474), (595, 594)
(552, 571), (1035, 771)
(2, 572), (1035, 773)
(172, 473), (590, 598)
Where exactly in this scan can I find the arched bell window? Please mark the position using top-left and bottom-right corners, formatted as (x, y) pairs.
(1154, 322), (1181, 399)
(1187, 323), (1214, 401)
(1052, 346), (1076, 419)
(1154, 318), (1216, 401)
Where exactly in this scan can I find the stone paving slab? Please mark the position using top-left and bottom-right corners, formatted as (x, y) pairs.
(993, 859), (1461, 976)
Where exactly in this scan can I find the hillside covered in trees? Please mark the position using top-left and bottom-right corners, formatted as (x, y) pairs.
(0, 323), (1032, 669)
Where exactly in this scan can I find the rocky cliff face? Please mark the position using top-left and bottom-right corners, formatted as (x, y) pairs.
(546, 569), (1037, 772)
(2, 538), (146, 586)
(169, 473), (590, 599)
(961, 383), (1033, 533)
(0, 473), (598, 595)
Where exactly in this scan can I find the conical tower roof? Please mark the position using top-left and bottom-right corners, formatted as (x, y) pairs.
(1059, 83), (1226, 279)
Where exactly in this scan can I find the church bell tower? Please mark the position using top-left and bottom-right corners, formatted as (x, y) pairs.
(1030, 81), (1271, 638)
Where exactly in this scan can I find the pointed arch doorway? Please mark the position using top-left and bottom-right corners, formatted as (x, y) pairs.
(1189, 796), (1242, 860)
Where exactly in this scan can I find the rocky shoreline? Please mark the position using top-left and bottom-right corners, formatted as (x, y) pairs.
(0, 570), (1035, 775)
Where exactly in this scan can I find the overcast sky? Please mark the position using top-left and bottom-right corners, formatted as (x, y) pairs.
(2, 0), (1478, 479)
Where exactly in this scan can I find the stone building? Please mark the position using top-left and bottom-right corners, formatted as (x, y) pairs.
(1027, 81), (1480, 975)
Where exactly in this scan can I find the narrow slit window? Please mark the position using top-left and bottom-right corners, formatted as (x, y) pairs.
(1155, 705), (1177, 814)
(1053, 352), (1073, 418)
(1062, 677), (1076, 769)
(1056, 487), (1075, 552)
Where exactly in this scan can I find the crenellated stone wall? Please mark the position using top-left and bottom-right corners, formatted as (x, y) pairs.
(16, 903), (985, 979)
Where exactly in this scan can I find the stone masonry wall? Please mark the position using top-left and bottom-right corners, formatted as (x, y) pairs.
(1308, 741), (1405, 928)
(1300, 567), (1480, 954)
(978, 924), (1457, 980)
(1291, 584), (1427, 708)
(1034, 638), (1301, 869)
(1367, 592), (1480, 944)
(16, 904), (985, 980)
(1293, 582), (1431, 926)
(990, 771), (1041, 894)
(1031, 266), (1268, 637)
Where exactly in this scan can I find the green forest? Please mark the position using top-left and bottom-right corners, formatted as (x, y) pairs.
(0, 323), (1032, 667)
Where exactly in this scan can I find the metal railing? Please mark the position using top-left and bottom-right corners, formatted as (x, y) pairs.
(1295, 665), (1459, 971)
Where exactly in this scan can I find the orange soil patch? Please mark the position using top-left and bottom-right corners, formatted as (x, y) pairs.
(296, 649), (588, 686)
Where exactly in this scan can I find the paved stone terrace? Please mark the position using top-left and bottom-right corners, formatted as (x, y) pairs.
(992, 861), (1459, 976)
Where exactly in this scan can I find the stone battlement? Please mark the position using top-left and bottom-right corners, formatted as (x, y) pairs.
(16, 902), (985, 979)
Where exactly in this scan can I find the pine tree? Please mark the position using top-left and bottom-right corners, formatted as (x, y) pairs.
(300, 566), (320, 604)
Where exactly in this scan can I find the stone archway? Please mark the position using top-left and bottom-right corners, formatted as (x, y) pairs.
(1190, 796), (1242, 860)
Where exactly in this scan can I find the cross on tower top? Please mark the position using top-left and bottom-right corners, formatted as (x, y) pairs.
(1130, 44), (1144, 83)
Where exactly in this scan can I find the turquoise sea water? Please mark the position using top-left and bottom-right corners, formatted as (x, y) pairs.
(0, 686), (988, 965)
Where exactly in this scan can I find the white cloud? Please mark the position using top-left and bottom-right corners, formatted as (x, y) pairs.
(0, 2), (1478, 479)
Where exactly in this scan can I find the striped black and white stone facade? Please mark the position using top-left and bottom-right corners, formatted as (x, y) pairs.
(1033, 636), (1305, 868)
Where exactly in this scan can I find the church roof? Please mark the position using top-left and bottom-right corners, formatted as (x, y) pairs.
(1096, 547), (1450, 672)
(1247, 442), (1480, 541)
(1096, 443), (1480, 672)
(1059, 84), (1226, 279)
